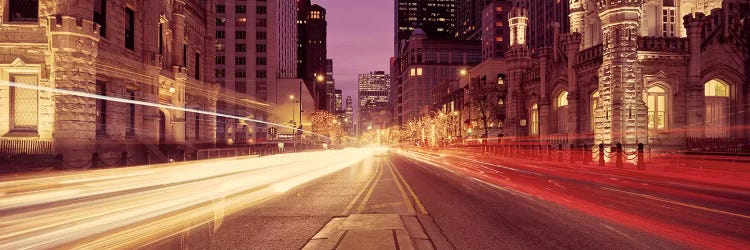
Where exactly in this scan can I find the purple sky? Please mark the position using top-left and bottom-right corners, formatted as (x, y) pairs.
(315, 0), (393, 107)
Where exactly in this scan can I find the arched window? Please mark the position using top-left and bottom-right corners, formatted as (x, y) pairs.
(705, 79), (730, 137)
(530, 103), (539, 136)
(556, 91), (568, 133)
(646, 85), (667, 129)
(591, 90), (599, 132)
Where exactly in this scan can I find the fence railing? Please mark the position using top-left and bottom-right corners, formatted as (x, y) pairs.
(0, 139), (55, 155)
(685, 137), (750, 153)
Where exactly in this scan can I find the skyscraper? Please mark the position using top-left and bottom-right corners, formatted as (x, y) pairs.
(358, 71), (392, 132)
(344, 96), (355, 136)
(216, 0), (294, 144)
(394, 0), (457, 55)
(480, 1), (514, 60)
(297, 0), (328, 110)
(326, 59), (336, 112)
(334, 89), (344, 112)
(526, 0), (570, 49)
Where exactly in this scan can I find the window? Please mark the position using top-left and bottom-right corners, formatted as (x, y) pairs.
(556, 91), (568, 133)
(705, 79), (730, 137)
(416, 67), (423, 76)
(236, 5), (246, 14)
(96, 81), (107, 137)
(235, 70), (246, 78)
(195, 53), (200, 79)
(235, 57), (246, 65)
(591, 90), (599, 132)
(256, 44), (266, 52)
(235, 44), (246, 52)
(9, 0), (39, 22)
(9, 75), (38, 132)
(236, 31), (246, 39)
(216, 4), (225, 13)
(182, 44), (187, 66)
(256, 57), (267, 65)
(256, 70), (267, 78)
(216, 69), (225, 77)
(256, 18), (267, 27)
(216, 17), (226, 26)
(237, 17), (247, 25)
(127, 90), (136, 138)
(216, 56), (225, 65)
(530, 103), (539, 136)
(646, 85), (667, 129)
(235, 82), (246, 93)
(256, 31), (266, 40)
(257, 6), (267, 14)
(159, 24), (164, 54)
(216, 30), (225, 39)
(94, 0), (107, 37)
(125, 8), (135, 50)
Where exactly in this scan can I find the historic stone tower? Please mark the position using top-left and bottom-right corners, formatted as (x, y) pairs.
(595, 0), (648, 146)
(505, 3), (531, 138)
(47, 2), (101, 165)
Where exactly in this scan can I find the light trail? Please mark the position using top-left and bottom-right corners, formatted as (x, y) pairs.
(0, 148), (378, 249)
(0, 80), (327, 138)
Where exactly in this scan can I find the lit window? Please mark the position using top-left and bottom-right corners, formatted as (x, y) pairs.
(556, 91), (568, 133)
(704, 79), (730, 137)
(646, 85), (667, 129)
(9, 74), (39, 132)
(530, 103), (539, 136)
(410, 68), (416, 76)
(416, 68), (423, 76)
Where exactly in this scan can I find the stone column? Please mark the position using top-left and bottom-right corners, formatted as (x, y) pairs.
(565, 33), (582, 143)
(171, 1), (186, 67)
(538, 48), (552, 136)
(49, 16), (100, 165)
(684, 13), (706, 138)
(596, 0), (648, 146)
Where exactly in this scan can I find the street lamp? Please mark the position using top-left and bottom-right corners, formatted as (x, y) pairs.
(289, 95), (296, 134)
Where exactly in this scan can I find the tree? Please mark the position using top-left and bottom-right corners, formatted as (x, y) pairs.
(468, 75), (506, 139)
(310, 110), (344, 144)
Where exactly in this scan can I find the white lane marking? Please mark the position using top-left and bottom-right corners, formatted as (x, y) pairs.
(602, 187), (750, 220)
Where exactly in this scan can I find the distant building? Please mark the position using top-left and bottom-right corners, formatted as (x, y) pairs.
(344, 96), (355, 136)
(526, 0), (570, 50)
(481, 1), (514, 60)
(394, 0), (457, 55)
(325, 59), (336, 112)
(391, 29), (482, 125)
(334, 89), (344, 112)
(358, 71), (392, 133)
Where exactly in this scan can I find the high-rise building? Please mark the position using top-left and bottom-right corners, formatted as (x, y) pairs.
(325, 59), (336, 112)
(358, 71), (392, 132)
(334, 89), (344, 112)
(344, 96), (355, 136)
(526, 0), (570, 49)
(480, 1), (514, 60)
(297, 1), (328, 110)
(457, 0), (508, 40)
(394, 0), (457, 55)
(216, 0), (297, 144)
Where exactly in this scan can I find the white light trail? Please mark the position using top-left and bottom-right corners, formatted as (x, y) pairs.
(0, 148), (377, 249)
(0, 80), (327, 138)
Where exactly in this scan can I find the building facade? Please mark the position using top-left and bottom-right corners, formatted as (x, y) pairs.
(0, 0), (219, 165)
(526, 0), (570, 50)
(297, 1), (328, 110)
(358, 71), (392, 133)
(392, 29), (482, 125)
(459, 0), (749, 151)
(344, 96), (354, 136)
(394, 0), (457, 55)
(481, 0), (514, 59)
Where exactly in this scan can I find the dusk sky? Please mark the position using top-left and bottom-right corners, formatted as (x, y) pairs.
(315, 0), (393, 108)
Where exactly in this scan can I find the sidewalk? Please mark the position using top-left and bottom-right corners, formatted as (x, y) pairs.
(302, 214), (434, 250)
(299, 157), (448, 250)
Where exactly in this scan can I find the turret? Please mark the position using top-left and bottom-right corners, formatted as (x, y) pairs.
(509, 3), (528, 47)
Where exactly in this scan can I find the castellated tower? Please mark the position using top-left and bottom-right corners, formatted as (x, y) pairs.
(594, 0), (648, 146)
(505, 3), (531, 138)
(47, 5), (102, 165)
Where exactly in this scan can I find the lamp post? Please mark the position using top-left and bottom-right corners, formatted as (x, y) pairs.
(289, 95), (295, 135)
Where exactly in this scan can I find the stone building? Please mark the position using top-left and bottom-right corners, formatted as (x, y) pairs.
(0, 0), (220, 166)
(458, 0), (749, 151)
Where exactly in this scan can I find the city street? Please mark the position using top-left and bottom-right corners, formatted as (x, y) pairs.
(207, 149), (749, 249)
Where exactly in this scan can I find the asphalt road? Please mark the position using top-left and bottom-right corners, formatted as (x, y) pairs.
(202, 150), (750, 249)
